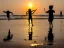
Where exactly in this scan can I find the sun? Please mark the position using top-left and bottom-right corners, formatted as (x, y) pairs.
(28, 3), (33, 9)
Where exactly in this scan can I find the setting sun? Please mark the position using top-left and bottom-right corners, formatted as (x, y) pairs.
(28, 3), (33, 9)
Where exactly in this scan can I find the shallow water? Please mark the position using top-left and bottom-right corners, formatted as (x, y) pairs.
(0, 17), (64, 48)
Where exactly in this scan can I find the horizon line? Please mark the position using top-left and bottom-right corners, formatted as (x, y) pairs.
(0, 14), (64, 16)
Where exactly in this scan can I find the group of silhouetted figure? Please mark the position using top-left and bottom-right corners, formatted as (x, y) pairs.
(2, 5), (63, 27)
(26, 5), (55, 27)
(2, 5), (63, 44)
(3, 5), (55, 42)
(27, 5), (55, 44)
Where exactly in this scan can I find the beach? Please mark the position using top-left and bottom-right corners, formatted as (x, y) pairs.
(0, 16), (64, 48)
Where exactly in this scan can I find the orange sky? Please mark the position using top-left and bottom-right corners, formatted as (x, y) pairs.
(0, 0), (64, 15)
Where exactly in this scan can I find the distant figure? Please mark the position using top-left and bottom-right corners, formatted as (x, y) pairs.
(44, 5), (55, 27)
(60, 11), (62, 17)
(3, 29), (13, 41)
(3, 10), (13, 20)
(26, 9), (37, 26)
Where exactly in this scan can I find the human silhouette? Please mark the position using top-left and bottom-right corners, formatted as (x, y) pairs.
(47, 27), (54, 45)
(60, 11), (62, 17)
(3, 10), (13, 20)
(44, 5), (55, 27)
(26, 9), (37, 26)
(3, 29), (13, 41)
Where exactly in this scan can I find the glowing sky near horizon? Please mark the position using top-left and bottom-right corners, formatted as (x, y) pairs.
(0, 0), (64, 15)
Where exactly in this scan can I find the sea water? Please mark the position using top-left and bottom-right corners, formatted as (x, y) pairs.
(0, 16), (64, 48)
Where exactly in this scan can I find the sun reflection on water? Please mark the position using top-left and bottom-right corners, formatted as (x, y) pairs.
(31, 43), (44, 46)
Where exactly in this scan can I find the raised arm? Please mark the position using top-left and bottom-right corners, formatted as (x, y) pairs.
(10, 12), (13, 15)
(53, 10), (55, 13)
(32, 9), (37, 14)
(44, 8), (49, 13)
(3, 11), (6, 13)
(44, 8), (46, 13)
(26, 11), (28, 15)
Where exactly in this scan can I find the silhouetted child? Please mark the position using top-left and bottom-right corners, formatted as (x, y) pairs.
(60, 11), (62, 17)
(44, 5), (55, 27)
(26, 9), (37, 26)
(3, 10), (13, 20)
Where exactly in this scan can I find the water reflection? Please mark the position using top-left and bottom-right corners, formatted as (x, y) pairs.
(28, 24), (33, 40)
(31, 43), (43, 47)
(47, 27), (54, 45)
(3, 29), (13, 41)
(60, 19), (63, 32)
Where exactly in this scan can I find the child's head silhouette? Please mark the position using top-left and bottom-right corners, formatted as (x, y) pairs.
(49, 5), (53, 10)
(29, 9), (31, 11)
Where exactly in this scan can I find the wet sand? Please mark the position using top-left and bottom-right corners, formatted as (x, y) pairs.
(0, 19), (64, 48)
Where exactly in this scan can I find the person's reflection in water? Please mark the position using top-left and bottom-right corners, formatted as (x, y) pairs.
(3, 29), (13, 41)
(47, 27), (54, 45)
(28, 25), (33, 40)
(24, 22), (33, 41)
